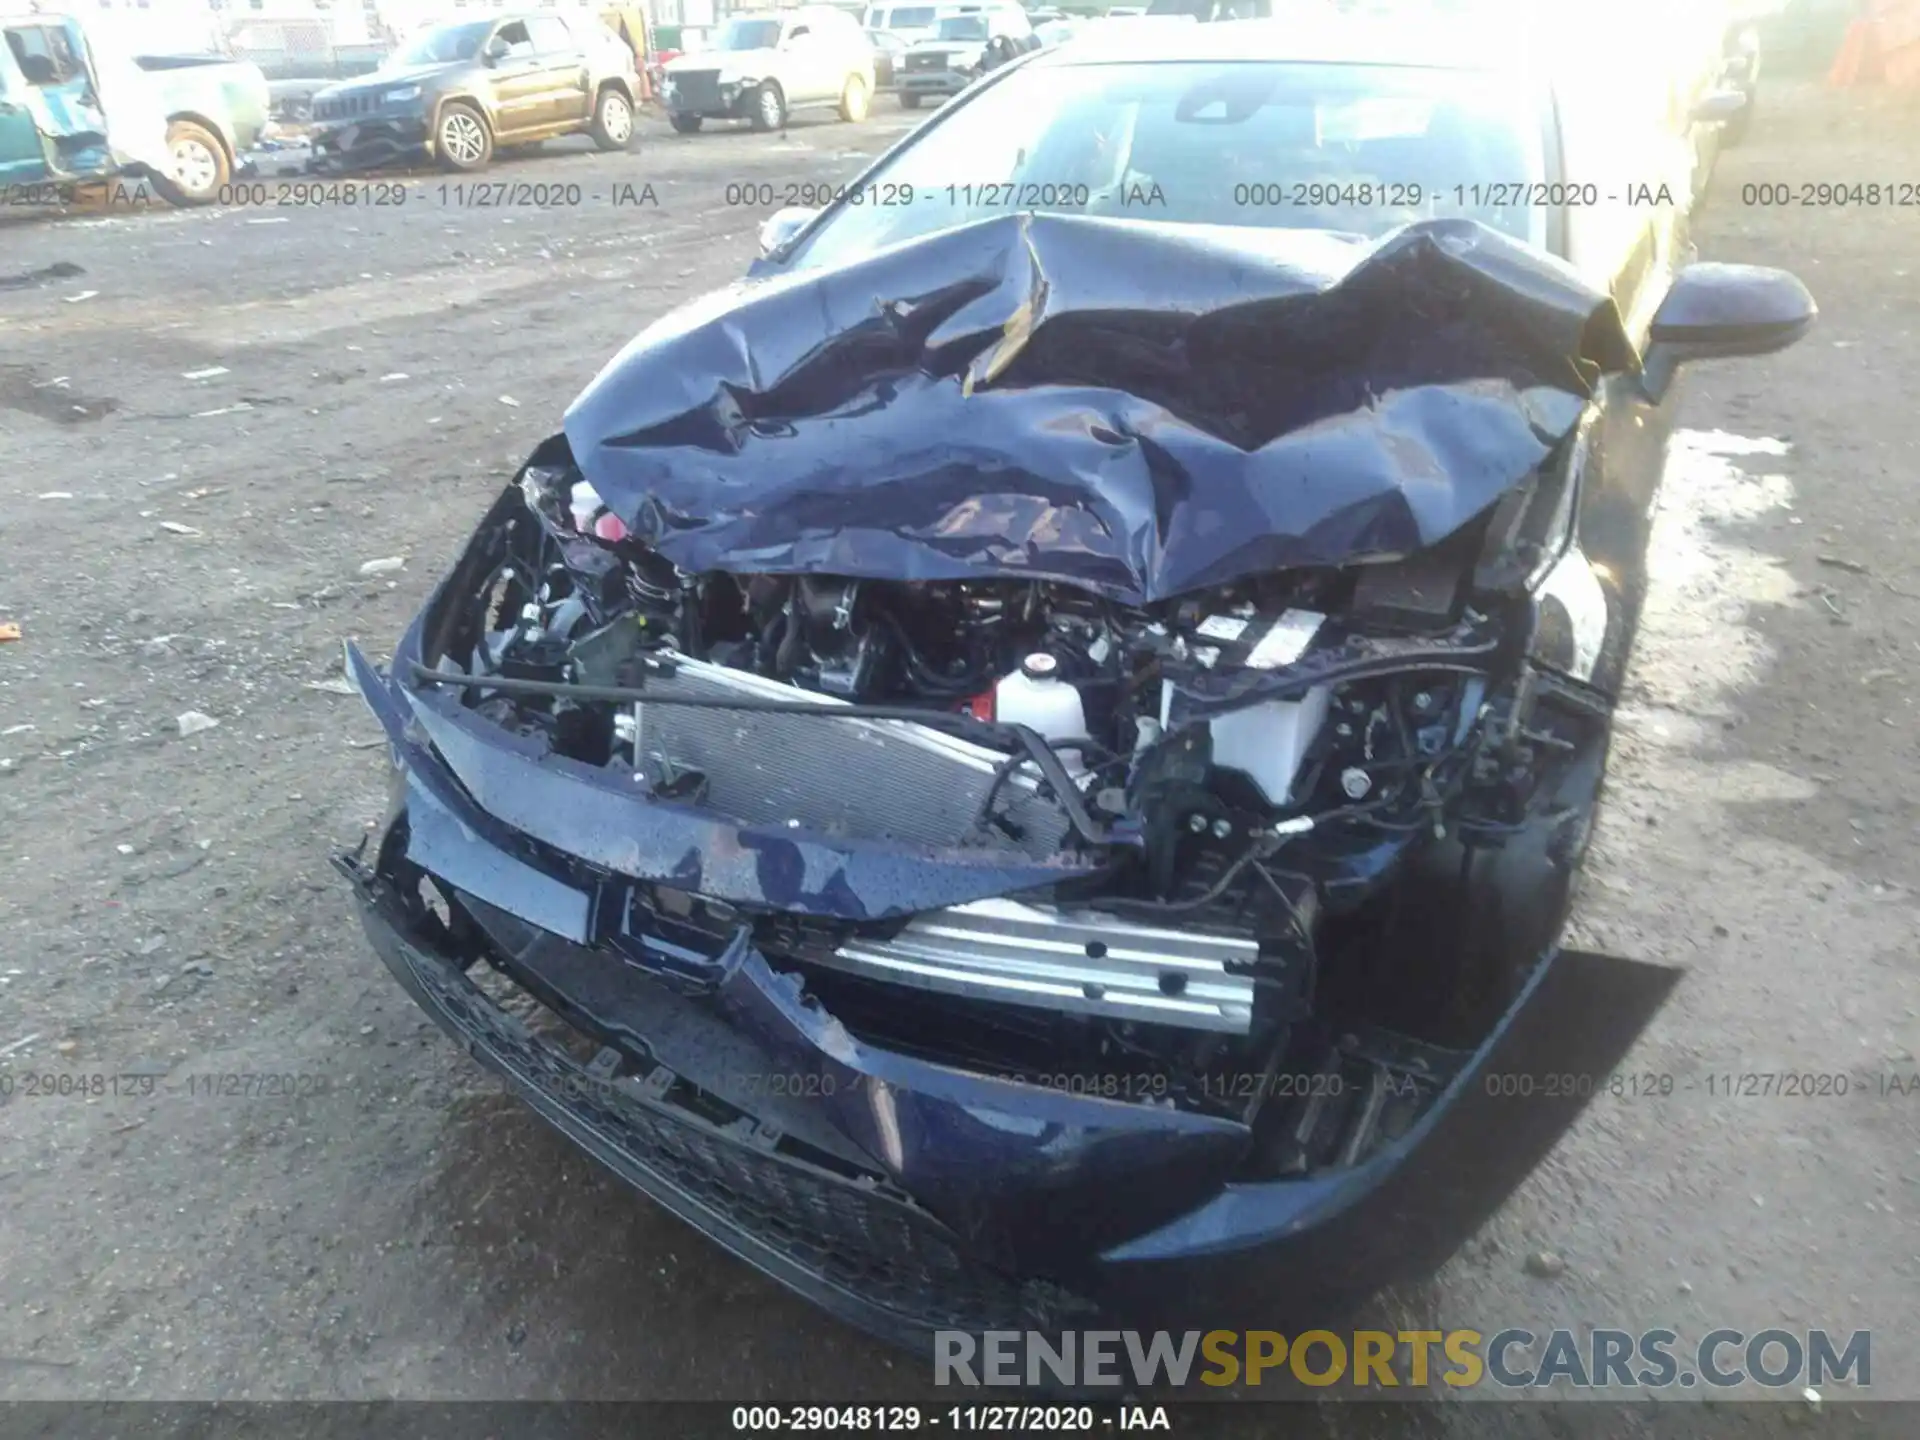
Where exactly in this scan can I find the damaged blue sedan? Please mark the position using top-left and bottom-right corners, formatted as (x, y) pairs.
(337, 17), (1813, 1343)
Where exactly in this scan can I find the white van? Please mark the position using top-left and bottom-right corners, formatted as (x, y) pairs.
(861, 2), (1010, 45)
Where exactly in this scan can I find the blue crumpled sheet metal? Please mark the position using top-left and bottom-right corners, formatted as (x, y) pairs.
(563, 211), (1639, 605)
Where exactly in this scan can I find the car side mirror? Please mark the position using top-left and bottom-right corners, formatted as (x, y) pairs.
(484, 39), (510, 64)
(1639, 262), (1815, 402)
(758, 205), (819, 258)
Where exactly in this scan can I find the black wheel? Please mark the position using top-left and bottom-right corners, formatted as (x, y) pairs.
(435, 100), (493, 172)
(669, 112), (703, 134)
(152, 120), (228, 206)
(750, 82), (786, 132)
(590, 86), (634, 150)
(900, 92), (921, 110)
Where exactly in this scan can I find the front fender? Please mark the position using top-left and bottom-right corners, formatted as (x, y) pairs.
(164, 109), (235, 163)
(431, 88), (500, 134)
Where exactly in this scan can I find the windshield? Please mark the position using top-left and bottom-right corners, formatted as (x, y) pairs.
(889, 6), (938, 27)
(937, 16), (990, 39)
(786, 60), (1548, 272)
(393, 20), (492, 66)
(718, 17), (783, 50)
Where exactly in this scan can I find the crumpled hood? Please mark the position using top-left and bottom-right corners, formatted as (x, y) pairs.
(563, 212), (1638, 605)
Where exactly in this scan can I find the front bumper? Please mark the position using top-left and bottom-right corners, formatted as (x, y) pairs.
(306, 115), (431, 172)
(901, 70), (971, 98)
(343, 857), (1096, 1336)
(664, 78), (759, 121)
(339, 633), (1678, 1344)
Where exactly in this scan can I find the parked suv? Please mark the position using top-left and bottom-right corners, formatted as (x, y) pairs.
(662, 7), (874, 133)
(308, 13), (640, 174)
(898, 5), (1034, 107)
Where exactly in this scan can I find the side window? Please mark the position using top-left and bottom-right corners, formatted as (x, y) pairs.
(526, 15), (570, 50)
(787, 23), (812, 40)
(6, 26), (80, 85)
(494, 20), (533, 55)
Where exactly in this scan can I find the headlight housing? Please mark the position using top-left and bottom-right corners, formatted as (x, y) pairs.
(383, 85), (422, 105)
(1524, 424), (1609, 683)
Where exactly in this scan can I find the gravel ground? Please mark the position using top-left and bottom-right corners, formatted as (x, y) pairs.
(1, 87), (1917, 1431)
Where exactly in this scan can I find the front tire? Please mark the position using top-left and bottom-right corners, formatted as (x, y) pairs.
(153, 120), (228, 206)
(435, 101), (493, 173)
(669, 112), (703, 134)
(838, 74), (869, 122)
(590, 86), (634, 150)
(750, 82), (786, 133)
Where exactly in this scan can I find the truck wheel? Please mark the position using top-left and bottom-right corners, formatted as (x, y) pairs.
(669, 113), (704, 134)
(591, 86), (634, 150)
(900, 92), (921, 110)
(153, 120), (228, 206)
(436, 101), (493, 173)
(838, 74), (869, 122)
(750, 82), (786, 132)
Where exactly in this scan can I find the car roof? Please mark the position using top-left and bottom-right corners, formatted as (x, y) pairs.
(1038, 13), (1535, 74)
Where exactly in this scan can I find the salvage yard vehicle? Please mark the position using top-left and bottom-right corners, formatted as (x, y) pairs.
(867, 27), (907, 91)
(862, 2), (996, 47)
(130, 54), (271, 200)
(660, 7), (875, 132)
(2, 13), (267, 204)
(338, 16), (1814, 1342)
(306, 12), (640, 174)
(898, 6), (1036, 107)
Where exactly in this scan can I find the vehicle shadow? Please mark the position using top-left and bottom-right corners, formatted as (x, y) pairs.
(404, 1086), (922, 1400)
(406, 1083), (1467, 1431)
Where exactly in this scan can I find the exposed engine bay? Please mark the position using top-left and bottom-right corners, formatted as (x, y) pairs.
(405, 453), (1611, 1149)
(338, 210), (1796, 1336)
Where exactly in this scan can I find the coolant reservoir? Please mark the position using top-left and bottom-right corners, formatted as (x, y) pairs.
(569, 479), (628, 542)
(1190, 686), (1332, 807)
(994, 654), (1087, 767)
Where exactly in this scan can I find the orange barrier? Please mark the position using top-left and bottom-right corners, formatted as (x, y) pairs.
(1832, 0), (1920, 85)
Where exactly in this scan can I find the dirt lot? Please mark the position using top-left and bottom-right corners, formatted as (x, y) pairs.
(1, 88), (1918, 1427)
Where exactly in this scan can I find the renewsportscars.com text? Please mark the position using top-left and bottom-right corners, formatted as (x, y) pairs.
(934, 1328), (1870, 1391)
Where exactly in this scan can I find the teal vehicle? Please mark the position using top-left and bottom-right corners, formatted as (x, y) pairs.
(1, 13), (269, 205)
